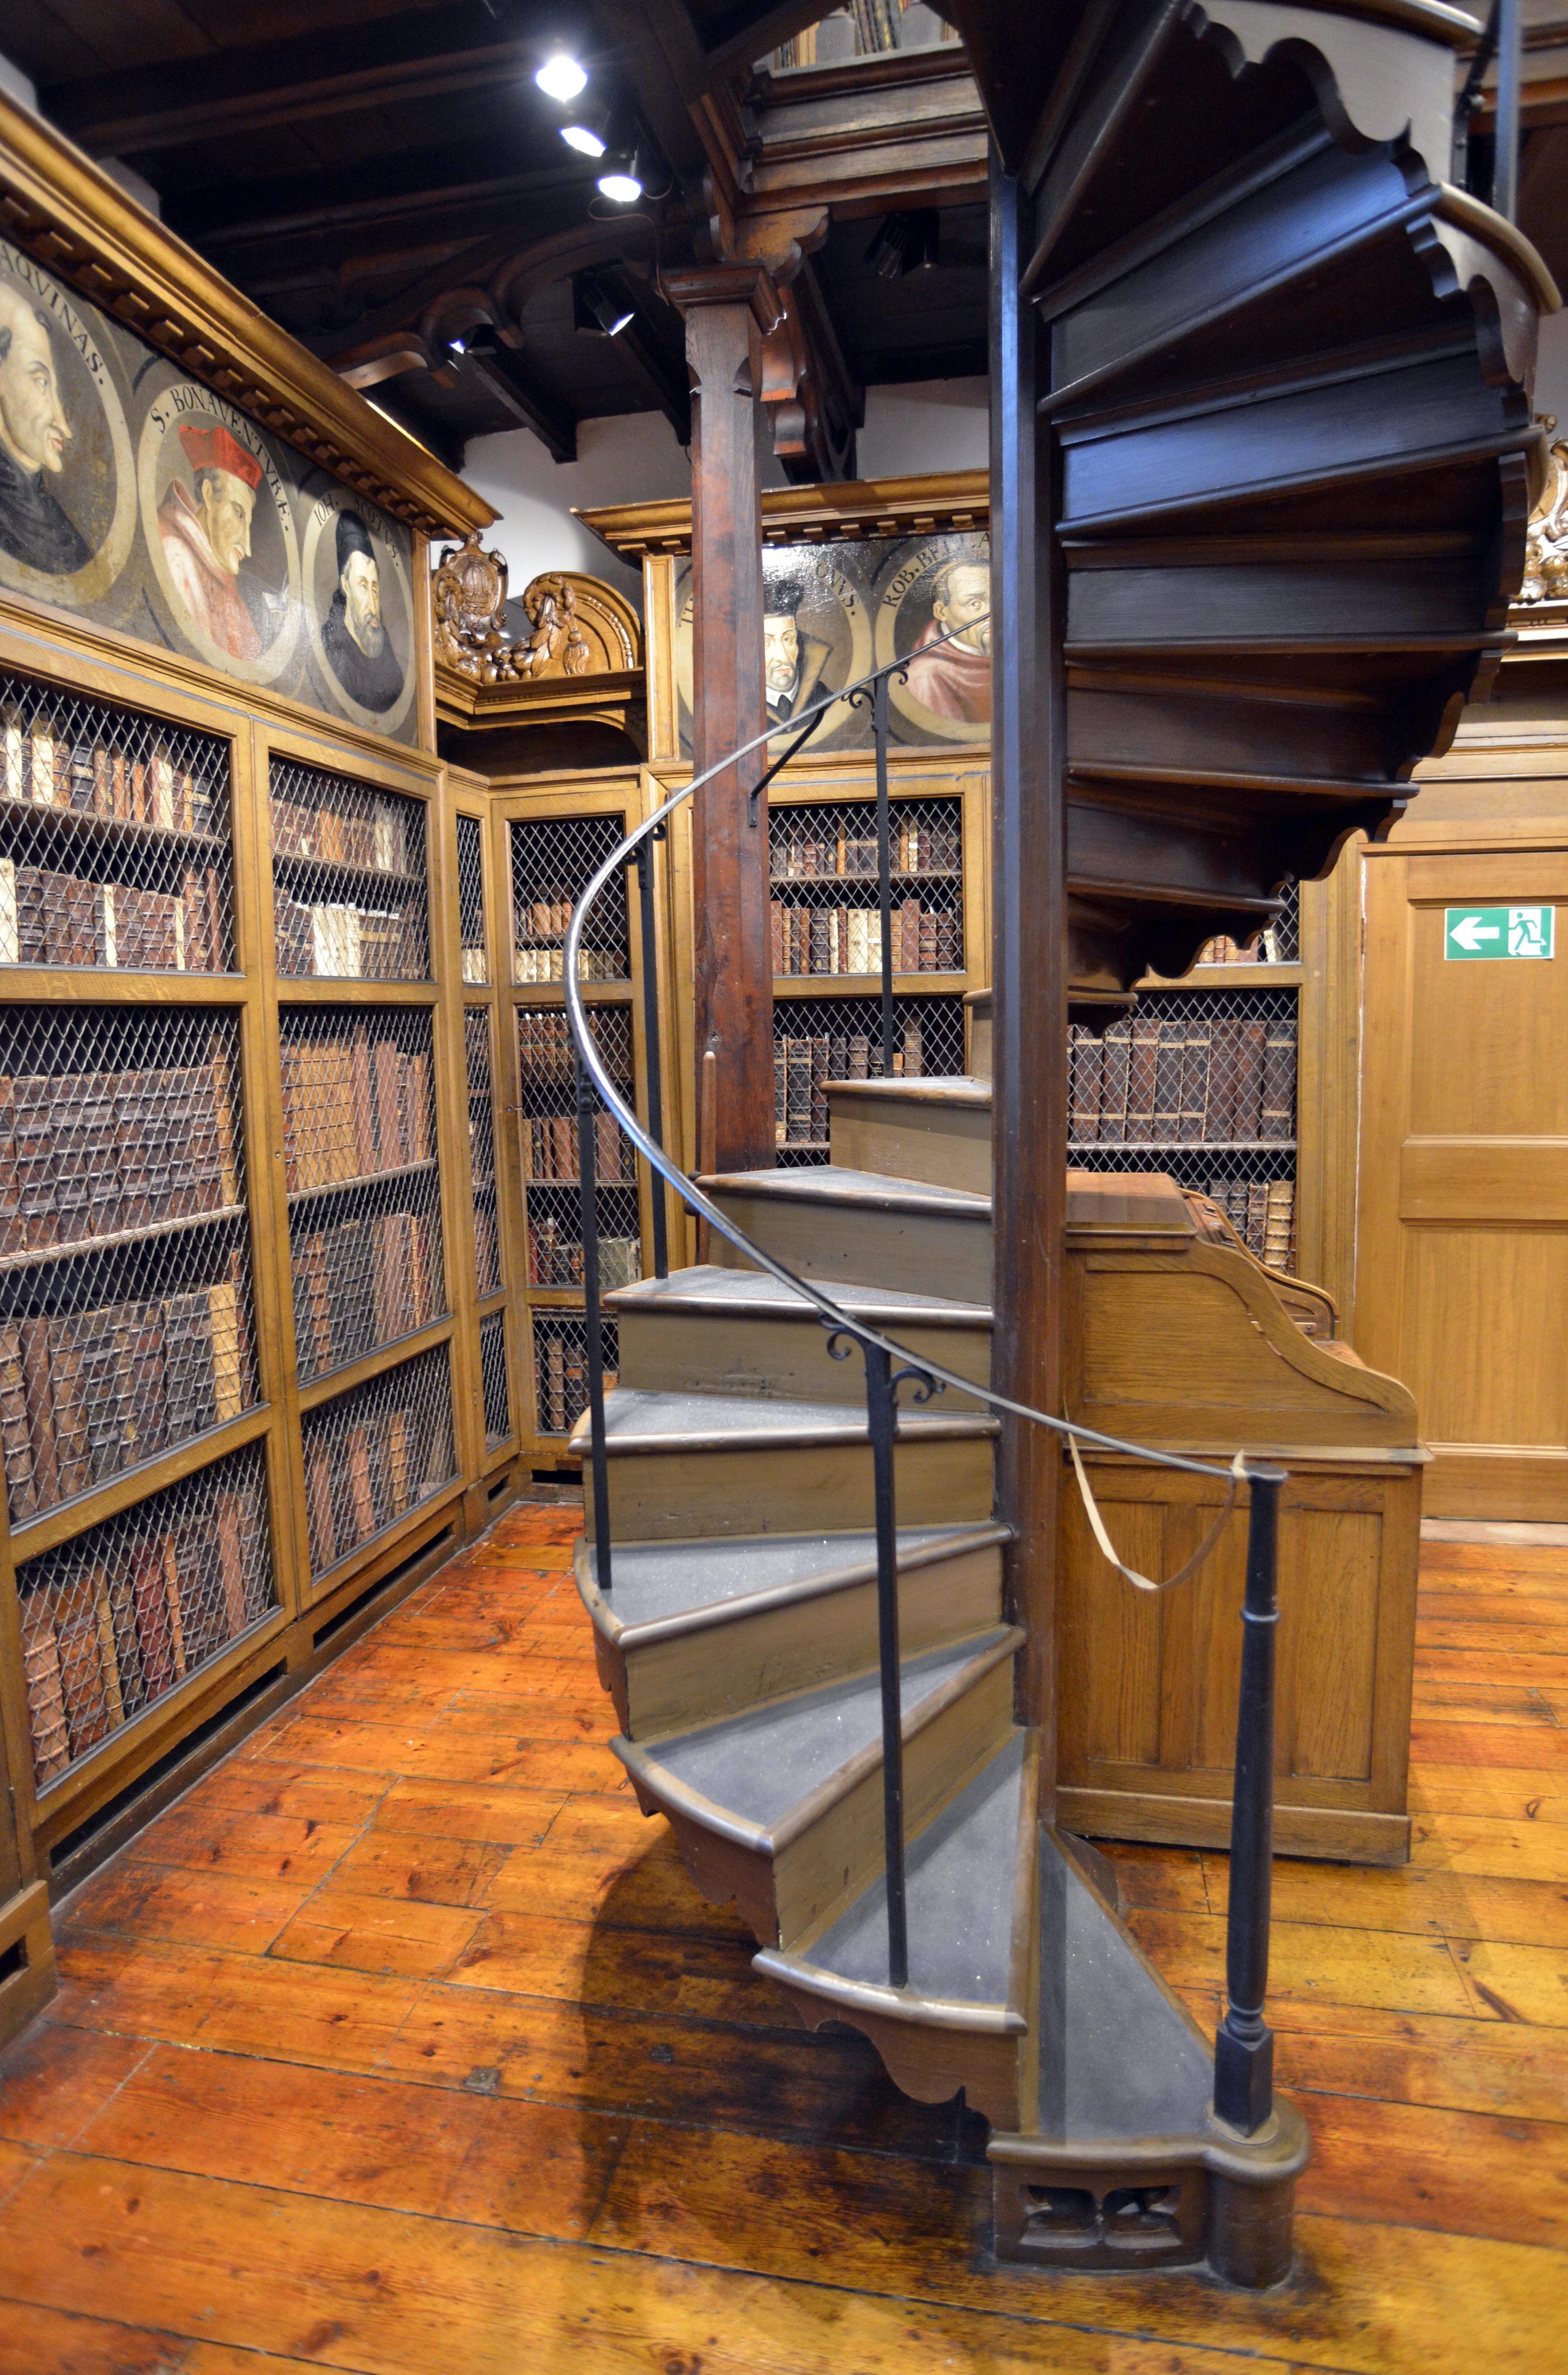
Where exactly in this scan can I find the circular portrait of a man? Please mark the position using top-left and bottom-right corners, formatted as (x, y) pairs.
(138, 382), (299, 682)
(303, 488), (415, 736)
(0, 252), (135, 609)
(875, 534), (992, 746)
(674, 547), (872, 756)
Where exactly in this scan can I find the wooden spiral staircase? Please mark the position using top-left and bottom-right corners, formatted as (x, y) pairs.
(568, 0), (1553, 2290)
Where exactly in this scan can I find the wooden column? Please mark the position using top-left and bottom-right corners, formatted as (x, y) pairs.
(665, 264), (779, 1175)
(988, 159), (1067, 1772)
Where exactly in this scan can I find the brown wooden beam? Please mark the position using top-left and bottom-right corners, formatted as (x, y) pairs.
(41, 5), (552, 156)
(665, 261), (780, 1174)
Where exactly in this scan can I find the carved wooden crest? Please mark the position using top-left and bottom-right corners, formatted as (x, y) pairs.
(1520, 420), (1568, 609)
(430, 536), (642, 684)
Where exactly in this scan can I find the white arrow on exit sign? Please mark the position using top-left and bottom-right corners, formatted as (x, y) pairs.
(1450, 915), (1500, 951)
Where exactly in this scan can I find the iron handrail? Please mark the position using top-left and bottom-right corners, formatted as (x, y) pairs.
(558, 620), (1283, 2128)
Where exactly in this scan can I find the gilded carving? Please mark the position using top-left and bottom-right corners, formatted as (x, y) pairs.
(1519, 419), (1568, 607)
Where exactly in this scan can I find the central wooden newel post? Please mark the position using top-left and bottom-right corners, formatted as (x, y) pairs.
(665, 264), (780, 1174)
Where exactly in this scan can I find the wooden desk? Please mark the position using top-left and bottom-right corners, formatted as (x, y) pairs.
(1057, 1173), (1422, 1865)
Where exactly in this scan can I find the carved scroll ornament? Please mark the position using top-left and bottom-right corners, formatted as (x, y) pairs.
(1520, 421), (1568, 609)
(430, 536), (642, 684)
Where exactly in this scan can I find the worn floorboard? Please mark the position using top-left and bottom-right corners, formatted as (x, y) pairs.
(0, 1503), (1563, 2371)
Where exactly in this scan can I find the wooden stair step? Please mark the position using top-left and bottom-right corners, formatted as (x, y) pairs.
(754, 1730), (1035, 2130)
(761, 1728), (1027, 2003)
(607, 1263), (992, 1405)
(575, 1521), (1006, 1635)
(988, 1830), (1309, 2274)
(826, 1077), (993, 1196)
(572, 1387), (997, 1541)
(577, 1523), (1011, 1736)
(616, 1626), (1024, 1945)
(704, 1165), (992, 1300)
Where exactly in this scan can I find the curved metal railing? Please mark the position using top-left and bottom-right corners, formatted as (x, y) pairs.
(558, 626), (1283, 2136)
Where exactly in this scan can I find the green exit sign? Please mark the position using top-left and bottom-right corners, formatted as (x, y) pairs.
(1444, 906), (1556, 961)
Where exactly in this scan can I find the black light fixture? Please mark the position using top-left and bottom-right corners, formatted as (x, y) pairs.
(535, 51), (588, 101)
(560, 97), (614, 157)
(596, 148), (644, 204)
(863, 209), (940, 280)
(573, 270), (636, 338)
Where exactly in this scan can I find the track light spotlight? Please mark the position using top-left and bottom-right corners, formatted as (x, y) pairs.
(535, 53), (588, 101)
(863, 209), (940, 280)
(573, 271), (635, 338)
(596, 151), (643, 204)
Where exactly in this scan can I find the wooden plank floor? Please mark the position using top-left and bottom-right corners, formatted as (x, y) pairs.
(0, 1504), (1564, 2373)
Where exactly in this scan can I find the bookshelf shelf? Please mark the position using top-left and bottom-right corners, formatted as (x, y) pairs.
(8, 1402), (274, 1562)
(0, 1203), (248, 1278)
(0, 668), (235, 979)
(286, 1157), (439, 1207)
(295, 1315), (454, 1413)
(300, 1341), (457, 1586)
(773, 971), (969, 997)
(270, 757), (430, 984)
(1069, 899), (1304, 1267)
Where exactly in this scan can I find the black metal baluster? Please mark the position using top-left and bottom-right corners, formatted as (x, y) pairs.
(1214, 1461), (1287, 2131)
(574, 1047), (613, 1593)
(633, 834), (669, 1279)
(1495, 0), (1522, 221)
(873, 671), (896, 1079)
(863, 1336), (909, 1987)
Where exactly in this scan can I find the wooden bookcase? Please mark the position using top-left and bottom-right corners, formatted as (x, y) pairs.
(0, 88), (508, 2046)
(490, 770), (670, 1474)
(0, 630), (529, 1973)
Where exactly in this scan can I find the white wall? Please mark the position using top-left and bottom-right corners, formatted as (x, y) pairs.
(1536, 307), (1568, 433)
(463, 374), (992, 607)
(461, 410), (694, 606)
(856, 375), (989, 477)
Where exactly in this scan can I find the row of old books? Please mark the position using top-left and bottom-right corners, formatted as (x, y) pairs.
(513, 943), (623, 983)
(1193, 929), (1289, 966)
(0, 1050), (242, 1259)
(1068, 1012), (1296, 1146)
(518, 1008), (631, 1088)
(536, 1330), (590, 1434)
(274, 897), (421, 980)
(280, 1028), (431, 1195)
(304, 1395), (453, 1575)
(775, 1026), (926, 1146)
(1, 707), (220, 836)
(0, 1260), (250, 1523)
(270, 788), (413, 875)
(1208, 1177), (1296, 1269)
(20, 1480), (267, 1781)
(292, 1209), (443, 1382)
(516, 895), (579, 936)
(771, 899), (961, 976)
(522, 1113), (633, 1183)
(0, 860), (227, 972)
(527, 1220), (640, 1290)
(771, 820), (960, 879)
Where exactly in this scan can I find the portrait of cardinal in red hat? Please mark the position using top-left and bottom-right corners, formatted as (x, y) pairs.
(157, 419), (266, 661)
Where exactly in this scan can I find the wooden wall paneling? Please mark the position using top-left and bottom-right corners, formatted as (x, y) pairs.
(643, 560), (682, 766)
(1293, 845), (1364, 1325)
(1057, 1453), (1420, 1863)
(1357, 822), (1568, 1518)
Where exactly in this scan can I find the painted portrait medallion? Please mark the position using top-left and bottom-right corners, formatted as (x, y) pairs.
(875, 533), (992, 746)
(0, 241), (135, 611)
(303, 485), (416, 737)
(675, 548), (873, 755)
(137, 375), (301, 682)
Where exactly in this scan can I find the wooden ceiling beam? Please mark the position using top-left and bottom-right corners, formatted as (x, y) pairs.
(40, 4), (555, 157)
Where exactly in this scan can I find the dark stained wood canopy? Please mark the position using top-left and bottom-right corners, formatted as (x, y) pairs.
(0, 0), (994, 474)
